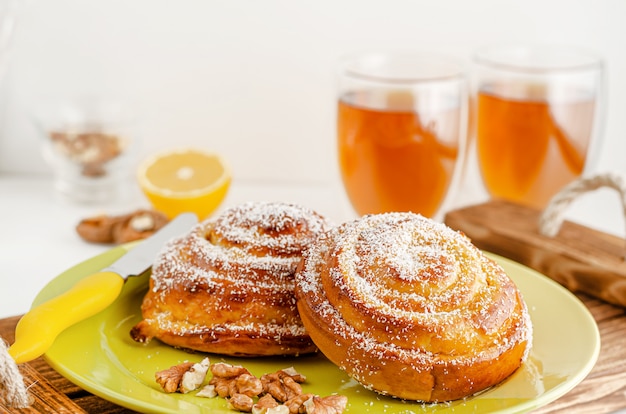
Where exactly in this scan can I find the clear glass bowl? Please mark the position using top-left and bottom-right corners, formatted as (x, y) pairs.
(33, 97), (139, 204)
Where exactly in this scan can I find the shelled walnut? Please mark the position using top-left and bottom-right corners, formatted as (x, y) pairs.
(261, 368), (306, 403)
(229, 393), (256, 412)
(155, 360), (347, 414)
(252, 394), (286, 414)
(302, 395), (348, 414)
(155, 362), (194, 393)
(208, 363), (260, 399)
(155, 358), (210, 394)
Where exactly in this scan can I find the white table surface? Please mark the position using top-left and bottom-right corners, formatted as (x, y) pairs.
(0, 173), (624, 320)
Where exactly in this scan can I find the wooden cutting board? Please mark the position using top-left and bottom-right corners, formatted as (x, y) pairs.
(444, 199), (626, 308)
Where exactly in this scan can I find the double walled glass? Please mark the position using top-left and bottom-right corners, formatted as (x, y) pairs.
(337, 52), (469, 219)
(473, 44), (605, 209)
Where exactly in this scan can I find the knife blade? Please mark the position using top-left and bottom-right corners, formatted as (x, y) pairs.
(9, 212), (198, 364)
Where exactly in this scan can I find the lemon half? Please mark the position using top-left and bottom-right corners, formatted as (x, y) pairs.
(137, 148), (231, 220)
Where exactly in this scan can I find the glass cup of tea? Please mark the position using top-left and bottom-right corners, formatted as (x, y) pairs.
(336, 51), (469, 219)
(472, 44), (605, 209)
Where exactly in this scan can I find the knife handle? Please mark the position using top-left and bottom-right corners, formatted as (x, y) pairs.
(9, 271), (125, 364)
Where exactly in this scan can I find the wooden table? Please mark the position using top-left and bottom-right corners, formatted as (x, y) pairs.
(1, 294), (626, 413)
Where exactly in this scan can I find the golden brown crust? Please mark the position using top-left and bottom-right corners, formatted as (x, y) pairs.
(131, 201), (331, 356)
(294, 212), (532, 402)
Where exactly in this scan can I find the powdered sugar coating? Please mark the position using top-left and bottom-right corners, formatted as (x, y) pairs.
(133, 201), (332, 356)
(295, 212), (532, 401)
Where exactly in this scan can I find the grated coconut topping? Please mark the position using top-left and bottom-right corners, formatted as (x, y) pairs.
(295, 212), (533, 372)
(145, 201), (332, 343)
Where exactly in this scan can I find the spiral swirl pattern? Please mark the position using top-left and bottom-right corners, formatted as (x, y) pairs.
(131, 201), (331, 356)
(295, 212), (532, 402)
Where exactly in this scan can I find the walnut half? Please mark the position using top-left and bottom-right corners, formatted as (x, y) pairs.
(253, 394), (290, 414)
(302, 395), (348, 414)
(261, 368), (306, 403)
(155, 358), (210, 394)
(209, 363), (260, 399)
(155, 362), (194, 393)
(229, 393), (255, 412)
(284, 393), (348, 414)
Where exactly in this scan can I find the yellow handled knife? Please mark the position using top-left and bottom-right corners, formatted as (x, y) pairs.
(9, 212), (198, 364)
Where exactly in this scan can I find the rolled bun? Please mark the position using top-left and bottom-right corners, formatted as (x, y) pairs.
(295, 212), (532, 402)
(131, 201), (331, 356)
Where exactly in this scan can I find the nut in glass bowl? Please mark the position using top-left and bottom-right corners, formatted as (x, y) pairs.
(34, 97), (139, 204)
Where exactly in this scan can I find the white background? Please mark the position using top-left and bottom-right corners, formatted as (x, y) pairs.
(0, 6), (625, 411)
(0, 0), (624, 187)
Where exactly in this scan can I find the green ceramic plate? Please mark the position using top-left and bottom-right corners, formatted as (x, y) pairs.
(33, 248), (600, 413)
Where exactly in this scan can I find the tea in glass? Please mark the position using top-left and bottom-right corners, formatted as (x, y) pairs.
(337, 52), (468, 218)
(473, 45), (604, 209)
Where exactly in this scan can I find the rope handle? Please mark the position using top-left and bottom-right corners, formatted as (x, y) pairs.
(539, 172), (626, 245)
(0, 338), (30, 408)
